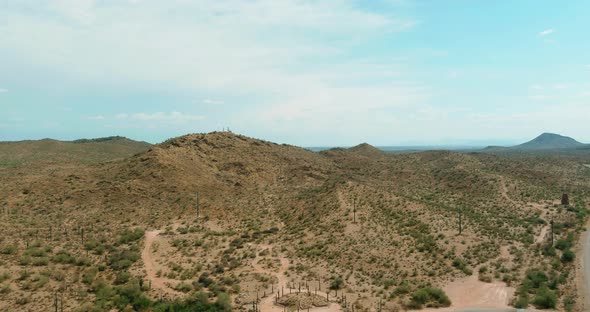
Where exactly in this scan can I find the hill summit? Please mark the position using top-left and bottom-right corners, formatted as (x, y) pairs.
(514, 133), (585, 150)
(348, 143), (385, 158)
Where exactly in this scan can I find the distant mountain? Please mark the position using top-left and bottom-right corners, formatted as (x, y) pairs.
(482, 133), (588, 154)
(514, 133), (585, 150)
(0, 136), (152, 167)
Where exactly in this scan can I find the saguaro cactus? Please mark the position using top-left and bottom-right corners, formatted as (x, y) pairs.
(561, 193), (569, 206)
(458, 208), (463, 235)
(196, 192), (200, 218)
(353, 198), (356, 223)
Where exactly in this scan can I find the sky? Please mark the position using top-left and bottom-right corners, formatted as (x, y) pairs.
(1, 0), (589, 146)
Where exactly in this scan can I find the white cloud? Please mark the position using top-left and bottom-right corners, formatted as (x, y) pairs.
(0, 88), (7, 93)
(528, 95), (549, 100)
(118, 112), (205, 123)
(88, 115), (105, 120)
(539, 29), (555, 36)
(530, 85), (544, 90)
(202, 99), (223, 105)
(553, 83), (568, 90)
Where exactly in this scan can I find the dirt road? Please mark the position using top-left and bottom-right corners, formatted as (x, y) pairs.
(142, 229), (183, 297)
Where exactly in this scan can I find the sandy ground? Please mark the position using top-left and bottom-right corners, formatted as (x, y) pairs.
(422, 273), (515, 312)
(252, 244), (341, 312)
(142, 229), (184, 298)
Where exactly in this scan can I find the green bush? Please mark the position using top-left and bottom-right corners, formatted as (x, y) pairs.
(532, 286), (557, 309)
(561, 249), (575, 263)
(329, 276), (344, 290)
(118, 228), (145, 245)
(52, 250), (76, 264)
(452, 258), (472, 275)
(108, 249), (140, 270)
(408, 287), (451, 309)
(555, 239), (572, 251)
(514, 294), (528, 309)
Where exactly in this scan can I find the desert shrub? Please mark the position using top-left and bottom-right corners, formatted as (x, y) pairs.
(153, 291), (229, 311)
(561, 249), (575, 263)
(523, 269), (548, 289)
(532, 286), (557, 309)
(408, 287), (451, 309)
(514, 294), (528, 308)
(32, 257), (49, 266)
(564, 295), (576, 311)
(174, 282), (193, 293)
(555, 239), (572, 251)
(76, 257), (91, 267)
(114, 272), (131, 285)
(118, 228), (145, 245)
(452, 258), (472, 275)
(198, 272), (214, 288)
(394, 281), (412, 296)
(52, 250), (76, 264)
(0, 245), (17, 255)
(19, 256), (31, 266)
(329, 276), (344, 290)
(108, 249), (140, 270)
(542, 245), (556, 257)
(0, 284), (11, 294)
(0, 272), (10, 282)
(82, 267), (98, 285)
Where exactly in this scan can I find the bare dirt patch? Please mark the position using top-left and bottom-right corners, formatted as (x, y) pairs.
(422, 273), (515, 312)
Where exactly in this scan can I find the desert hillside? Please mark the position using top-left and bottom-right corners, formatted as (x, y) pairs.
(0, 132), (589, 311)
(0, 136), (152, 167)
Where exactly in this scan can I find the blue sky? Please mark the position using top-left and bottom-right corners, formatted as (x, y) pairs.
(1, 0), (589, 146)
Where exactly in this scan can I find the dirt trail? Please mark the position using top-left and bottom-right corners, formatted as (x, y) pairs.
(534, 205), (551, 244)
(252, 245), (341, 312)
(499, 177), (551, 245)
(498, 177), (515, 204)
(142, 229), (183, 297)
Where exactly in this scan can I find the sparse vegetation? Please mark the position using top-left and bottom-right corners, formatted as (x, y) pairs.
(0, 131), (589, 311)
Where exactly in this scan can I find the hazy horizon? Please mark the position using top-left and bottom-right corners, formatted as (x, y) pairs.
(1, 131), (581, 150)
